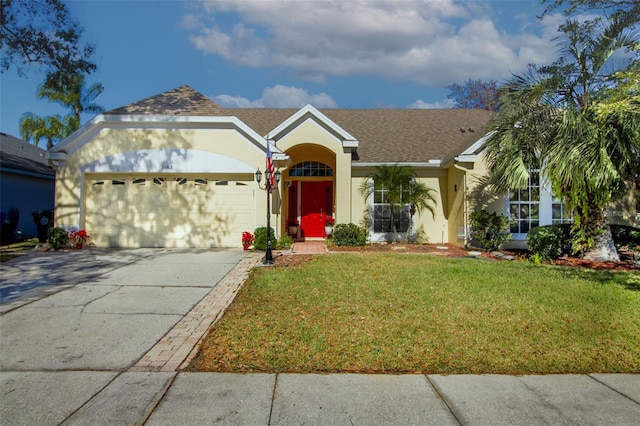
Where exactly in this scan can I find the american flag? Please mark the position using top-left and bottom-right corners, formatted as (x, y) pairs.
(266, 140), (275, 190)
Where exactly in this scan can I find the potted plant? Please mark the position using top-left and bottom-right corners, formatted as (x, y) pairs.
(325, 217), (334, 237)
(69, 229), (90, 249)
(288, 220), (299, 236)
(241, 231), (254, 250)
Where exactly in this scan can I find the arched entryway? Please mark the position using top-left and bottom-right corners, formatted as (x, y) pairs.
(286, 160), (334, 239)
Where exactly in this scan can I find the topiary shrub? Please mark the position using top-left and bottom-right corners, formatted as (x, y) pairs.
(331, 223), (368, 246)
(526, 224), (571, 261)
(47, 227), (69, 250)
(609, 224), (640, 251)
(253, 226), (277, 251)
(469, 209), (511, 251)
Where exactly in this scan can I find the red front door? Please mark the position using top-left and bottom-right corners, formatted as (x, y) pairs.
(300, 181), (332, 238)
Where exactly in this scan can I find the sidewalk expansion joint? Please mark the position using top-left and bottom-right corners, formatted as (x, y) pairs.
(424, 374), (464, 426)
(588, 374), (640, 405)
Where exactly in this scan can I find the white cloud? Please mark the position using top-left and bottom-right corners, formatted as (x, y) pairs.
(213, 85), (337, 108)
(407, 99), (455, 109)
(188, 0), (562, 86)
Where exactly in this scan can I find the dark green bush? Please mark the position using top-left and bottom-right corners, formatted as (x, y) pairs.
(469, 209), (511, 251)
(526, 224), (571, 260)
(610, 224), (640, 250)
(331, 223), (368, 246)
(253, 226), (277, 251)
(47, 227), (69, 250)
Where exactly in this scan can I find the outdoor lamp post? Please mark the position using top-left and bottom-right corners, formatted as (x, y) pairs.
(255, 168), (281, 264)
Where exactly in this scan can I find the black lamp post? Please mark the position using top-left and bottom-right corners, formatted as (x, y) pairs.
(255, 168), (281, 264)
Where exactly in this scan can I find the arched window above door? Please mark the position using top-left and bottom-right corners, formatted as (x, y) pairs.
(288, 161), (333, 177)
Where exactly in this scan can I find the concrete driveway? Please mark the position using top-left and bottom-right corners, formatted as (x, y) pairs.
(1, 248), (250, 369)
(0, 248), (256, 424)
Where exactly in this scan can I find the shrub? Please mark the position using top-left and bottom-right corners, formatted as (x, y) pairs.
(48, 227), (69, 250)
(253, 226), (277, 251)
(332, 223), (368, 246)
(610, 224), (640, 251)
(277, 234), (294, 250)
(469, 209), (511, 251)
(526, 224), (571, 261)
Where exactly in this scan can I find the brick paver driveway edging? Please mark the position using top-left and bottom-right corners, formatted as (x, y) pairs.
(131, 252), (263, 372)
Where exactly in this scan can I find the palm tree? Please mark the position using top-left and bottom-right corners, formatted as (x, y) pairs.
(19, 113), (64, 150)
(483, 17), (639, 261)
(39, 72), (104, 124)
(359, 164), (437, 239)
(18, 72), (104, 149)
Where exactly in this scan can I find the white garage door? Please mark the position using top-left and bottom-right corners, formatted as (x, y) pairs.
(84, 175), (254, 248)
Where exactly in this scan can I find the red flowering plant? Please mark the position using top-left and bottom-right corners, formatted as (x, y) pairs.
(241, 231), (254, 248)
(325, 217), (335, 226)
(69, 229), (90, 249)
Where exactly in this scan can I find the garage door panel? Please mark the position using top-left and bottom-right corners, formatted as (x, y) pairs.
(85, 176), (254, 248)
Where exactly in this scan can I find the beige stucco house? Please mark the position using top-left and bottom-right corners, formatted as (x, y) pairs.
(46, 85), (639, 248)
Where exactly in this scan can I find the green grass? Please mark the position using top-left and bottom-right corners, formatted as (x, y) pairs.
(191, 253), (640, 374)
(0, 238), (39, 262)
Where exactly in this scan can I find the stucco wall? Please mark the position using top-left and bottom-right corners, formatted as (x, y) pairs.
(276, 118), (353, 228)
(55, 126), (269, 236)
(350, 168), (453, 245)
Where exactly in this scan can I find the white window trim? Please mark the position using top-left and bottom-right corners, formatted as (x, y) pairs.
(366, 179), (415, 242)
(504, 173), (570, 241)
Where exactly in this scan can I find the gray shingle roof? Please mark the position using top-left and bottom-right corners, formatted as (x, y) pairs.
(229, 108), (491, 163)
(106, 85), (492, 164)
(0, 133), (55, 177)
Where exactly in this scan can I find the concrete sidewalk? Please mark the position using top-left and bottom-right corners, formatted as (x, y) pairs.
(2, 371), (638, 425)
(1, 248), (638, 425)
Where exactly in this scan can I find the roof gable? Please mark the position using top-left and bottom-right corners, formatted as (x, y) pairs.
(268, 104), (358, 149)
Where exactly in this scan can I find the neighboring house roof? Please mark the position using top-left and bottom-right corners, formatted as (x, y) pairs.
(105, 85), (493, 165)
(0, 132), (55, 177)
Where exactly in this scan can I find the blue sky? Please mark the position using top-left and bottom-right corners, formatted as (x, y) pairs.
(0, 0), (568, 142)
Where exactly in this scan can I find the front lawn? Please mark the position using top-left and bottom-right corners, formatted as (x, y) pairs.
(0, 238), (39, 262)
(190, 253), (640, 374)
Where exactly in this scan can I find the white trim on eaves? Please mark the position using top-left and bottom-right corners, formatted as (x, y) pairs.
(47, 114), (286, 159)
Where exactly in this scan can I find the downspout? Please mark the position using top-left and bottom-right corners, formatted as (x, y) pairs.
(453, 162), (469, 247)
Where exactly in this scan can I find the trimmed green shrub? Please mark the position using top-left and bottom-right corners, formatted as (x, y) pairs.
(47, 227), (69, 250)
(610, 224), (640, 250)
(332, 223), (368, 246)
(253, 226), (277, 251)
(469, 209), (511, 251)
(526, 224), (571, 260)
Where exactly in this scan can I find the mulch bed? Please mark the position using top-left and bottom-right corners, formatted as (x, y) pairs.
(270, 243), (639, 272)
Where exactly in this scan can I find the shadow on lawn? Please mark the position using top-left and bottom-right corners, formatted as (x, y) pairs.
(556, 266), (640, 292)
